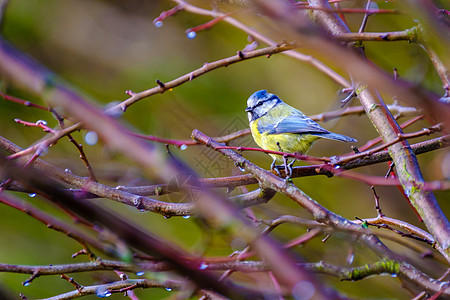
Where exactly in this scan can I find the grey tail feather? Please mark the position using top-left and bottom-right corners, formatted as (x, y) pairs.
(313, 132), (357, 143)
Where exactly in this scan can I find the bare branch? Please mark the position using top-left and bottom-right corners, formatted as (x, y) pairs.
(192, 129), (404, 260)
(2, 260), (448, 297)
(117, 43), (295, 111)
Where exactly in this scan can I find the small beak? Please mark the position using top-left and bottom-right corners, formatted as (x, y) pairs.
(244, 107), (252, 112)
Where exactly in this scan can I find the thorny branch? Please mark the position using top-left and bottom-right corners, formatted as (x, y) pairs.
(117, 42), (296, 111)
(0, 260), (448, 297)
(288, 0), (450, 260)
(1, 133), (448, 216)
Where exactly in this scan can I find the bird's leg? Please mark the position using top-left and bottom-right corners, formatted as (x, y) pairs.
(270, 158), (281, 176)
(276, 142), (291, 179)
(282, 157), (290, 179)
(287, 159), (296, 178)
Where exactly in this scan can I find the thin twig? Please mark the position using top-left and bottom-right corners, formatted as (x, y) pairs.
(335, 123), (442, 165)
(7, 123), (81, 160)
(171, 0), (351, 88)
(356, 216), (435, 246)
(0, 92), (50, 111)
(117, 43), (296, 111)
(296, 4), (400, 15)
(358, 0), (372, 33)
(1, 260), (448, 297)
(191, 129), (402, 259)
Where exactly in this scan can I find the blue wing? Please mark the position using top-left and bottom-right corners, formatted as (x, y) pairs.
(258, 115), (330, 135)
(257, 115), (357, 142)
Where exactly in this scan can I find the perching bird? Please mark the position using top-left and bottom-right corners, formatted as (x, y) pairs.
(245, 90), (356, 175)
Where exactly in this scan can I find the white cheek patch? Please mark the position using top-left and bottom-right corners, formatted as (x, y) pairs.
(247, 112), (253, 122)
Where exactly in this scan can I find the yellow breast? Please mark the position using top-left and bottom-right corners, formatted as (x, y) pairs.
(250, 119), (319, 164)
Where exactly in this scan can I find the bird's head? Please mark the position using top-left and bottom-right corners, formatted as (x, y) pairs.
(245, 90), (281, 122)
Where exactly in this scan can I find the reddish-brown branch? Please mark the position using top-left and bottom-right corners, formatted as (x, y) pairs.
(7, 123), (80, 160)
(3, 93), (97, 181)
(185, 12), (236, 37)
(423, 44), (450, 96)
(214, 145), (330, 163)
(46, 279), (184, 300)
(356, 115), (424, 152)
(172, 0), (351, 88)
(0, 136), (277, 217)
(0, 260), (448, 297)
(116, 43), (295, 111)
(2, 134), (448, 217)
(301, 0), (449, 260)
(192, 129), (403, 259)
(130, 128), (251, 148)
(14, 118), (56, 134)
(12, 118), (96, 181)
(60, 274), (83, 291)
(356, 216), (435, 246)
(0, 151), (39, 192)
(153, 5), (184, 25)
(259, 214), (439, 256)
(336, 123), (442, 165)
(66, 135), (97, 182)
(295, 4), (400, 15)
(0, 92), (50, 111)
(284, 227), (322, 248)
(130, 104), (420, 150)
(1, 157), (270, 299)
(51, 111), (98, 182)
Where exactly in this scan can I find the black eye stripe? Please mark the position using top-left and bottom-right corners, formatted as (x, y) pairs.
(250, 94), (280, 109)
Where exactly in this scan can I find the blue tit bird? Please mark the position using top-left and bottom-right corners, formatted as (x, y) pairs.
(245, 90), (357, 175)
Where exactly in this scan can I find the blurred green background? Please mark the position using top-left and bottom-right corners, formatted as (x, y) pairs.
(0, 0), (448, 299)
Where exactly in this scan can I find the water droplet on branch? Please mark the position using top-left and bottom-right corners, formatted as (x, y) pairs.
(154, 20), (163, 28)
(36, 120), (47, 126)
(186, 31), (197, 39)
(96, 286), (112, 298)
